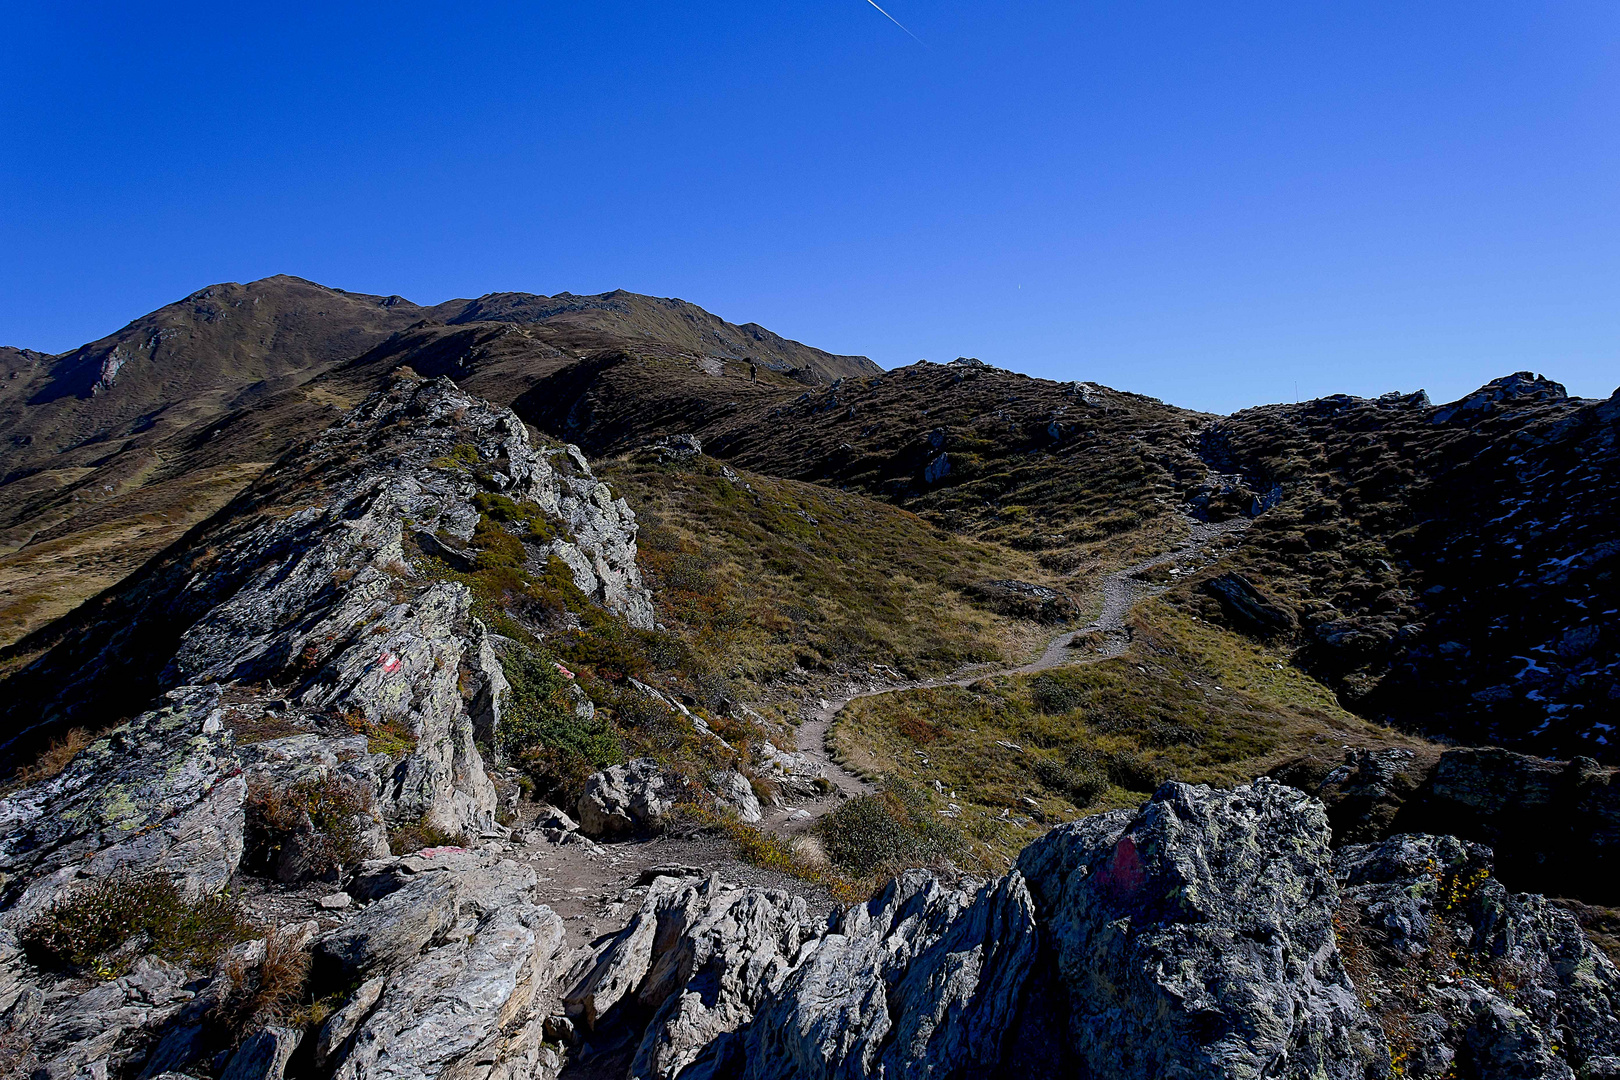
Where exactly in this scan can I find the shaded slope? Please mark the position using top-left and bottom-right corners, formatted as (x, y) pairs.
(1177, 374), (1620, 759)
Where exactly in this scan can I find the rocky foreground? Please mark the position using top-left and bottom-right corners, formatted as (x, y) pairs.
(3, 733), (1618, 1080)
(0, 375), (1616, 1080)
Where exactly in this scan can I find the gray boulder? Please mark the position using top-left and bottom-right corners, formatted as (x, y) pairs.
(315, 853), (540, 985)
(736, 869), (1042, 1080)
(1016, 779), (1387, 1080)
(576, 759), (678, 838)
(1202, 571), (1299, 638)
(220, 1026), (300, 1080)
(709, 770), (764, 825)
(314, 873), (462, 984)
(0, 686), (247, 927)
(1335, 833), (1620, 1079)
(329, 904), (566, 1080)
(561, 873), (820, 1079)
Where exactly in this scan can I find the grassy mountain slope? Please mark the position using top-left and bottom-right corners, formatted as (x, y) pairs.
(605, 451), (1056, 691)
(0, 279), (871, 647)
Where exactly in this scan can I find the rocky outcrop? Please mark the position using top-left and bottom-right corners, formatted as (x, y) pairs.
(737, 868), (1044, 1079)
(1335, 833), (1620, 1079)
(562, 872), (820, 1079)
(0, 374), (653, 783)
(1280, 745), (1620, 904)
(0, 375), (660, 1080)
(0, 685), (247, 925)
(576, 759), (680, 838)
(0, 833), (568, 1080)
(320, 852), (567, 1080)
(556, 780), (1620, 1080)
(1015, 780), (1385, 1080)
(574, 760), (765, 838)
(1202, 571), (1298, 638)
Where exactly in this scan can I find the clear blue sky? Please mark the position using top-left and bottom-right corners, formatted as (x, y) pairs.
(3, 1), (1617, 413)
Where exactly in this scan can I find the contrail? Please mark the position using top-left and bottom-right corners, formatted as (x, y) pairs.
(864, 0), (926, 45)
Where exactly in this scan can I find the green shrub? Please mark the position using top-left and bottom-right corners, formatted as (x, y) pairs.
(1033, 755), (1109, 805)
(429, 443), (481, 470)
(815, 778), (965, 876)
(1029, 673), (1086, 714)
(22, 871), (256, 975)
(473, 492), (557, 542)
(340, 709), (417, 756)
(499, 645), (623, 803)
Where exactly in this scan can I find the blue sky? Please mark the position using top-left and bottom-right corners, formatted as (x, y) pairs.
(2, 0), (1617, 413)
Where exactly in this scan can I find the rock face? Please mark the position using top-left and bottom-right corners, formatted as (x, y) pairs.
(1283, 745), (1620, 904)
(320, 851), (568, 1080)
(1335, 834), (1620, 1079)
(1014, 780), (1384, 1080)
(0, 375), (652, 1080)
(0, 685), (246, 923)
(0, 374), (655, 840)
(556, 781), (1620, 1080)
(0, 373), (654, 778)
(738, 868), (1044, 1080)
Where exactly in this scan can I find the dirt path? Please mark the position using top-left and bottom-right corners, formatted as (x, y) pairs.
(763, 515), (1250, 833)
(502, 516), (1248, 932)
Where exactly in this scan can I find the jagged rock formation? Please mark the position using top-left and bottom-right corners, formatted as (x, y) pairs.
(0, 373), (653, 774)
(3, 688), (1618, 1080)
(1335, 833), (1620, 1080)
(0, 374), (668, 1079)
(1277, 745), (1620, 905)
(557, 780), (1620, 1080)
(0, 710), (571, 1080)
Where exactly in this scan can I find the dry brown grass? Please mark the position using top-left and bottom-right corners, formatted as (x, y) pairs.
(211, 932), (313, 1035)
(605, 456), (1060, 689)
(4, 727), (91, 793)
(0, 462), (267, 648)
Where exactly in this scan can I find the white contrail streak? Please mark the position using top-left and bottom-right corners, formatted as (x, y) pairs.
(864, 0), (926, 45)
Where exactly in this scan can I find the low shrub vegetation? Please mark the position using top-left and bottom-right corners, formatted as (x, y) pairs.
(244, 775), (374, 880)
(815, 778), (969, 877)
(21, 872), (256, 976)
(210, 933), (312, 1036)
(387, 814), (466, 855)
(498, 644), (623, 804)
(832, 597), (1422, 851)
(340, 709), (417, 756)
(603, 456), (1057, 687)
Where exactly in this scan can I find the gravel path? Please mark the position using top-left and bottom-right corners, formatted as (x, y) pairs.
(763, 515), (1251, 833)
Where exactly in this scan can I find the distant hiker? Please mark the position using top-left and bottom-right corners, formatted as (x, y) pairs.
(748, 359), (758, 383)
